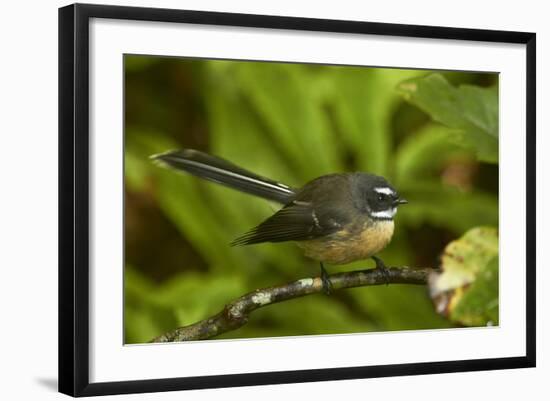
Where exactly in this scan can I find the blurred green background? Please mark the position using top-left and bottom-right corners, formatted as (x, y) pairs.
(124, 55), (499, 344)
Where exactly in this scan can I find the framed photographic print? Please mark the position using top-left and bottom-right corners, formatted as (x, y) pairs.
(58, 3), (536, 397)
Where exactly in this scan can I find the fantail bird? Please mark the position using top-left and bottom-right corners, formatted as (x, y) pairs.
(151, 149), (408, 294)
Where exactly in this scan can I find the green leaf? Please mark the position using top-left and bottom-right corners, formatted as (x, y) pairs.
(349, 284), (452, 331)
(124, 267), (249, 342)
(124, 267), (178, 343)
(393, 123), (472, 185)
(329, 67), (424, 175)
(125, 54), (159, 72)
(152, 272), (245, 312)
(398, 74), (498, 163)
(125, 306), (163, 344)
(450, 257), (499, 326)
(231, 62), (343, 178)
(124, 151), (149, 192)
(397, 181), (499, 234)
(429, 227), (499, 326)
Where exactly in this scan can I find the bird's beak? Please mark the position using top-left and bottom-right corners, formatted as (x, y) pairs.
(396, 198), (408, 205)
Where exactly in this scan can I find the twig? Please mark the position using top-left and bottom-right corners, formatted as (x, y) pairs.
(151, 266), (432, 343)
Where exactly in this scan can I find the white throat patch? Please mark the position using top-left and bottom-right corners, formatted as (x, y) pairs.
(371, 207), (397, 219)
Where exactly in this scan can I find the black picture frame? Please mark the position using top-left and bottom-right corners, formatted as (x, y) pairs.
(59, 3), (536, 397)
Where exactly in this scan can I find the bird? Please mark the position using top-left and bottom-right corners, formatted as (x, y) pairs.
(151, 149), (408, 294)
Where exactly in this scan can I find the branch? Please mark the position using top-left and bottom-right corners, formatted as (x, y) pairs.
(151, 266), (433, 343)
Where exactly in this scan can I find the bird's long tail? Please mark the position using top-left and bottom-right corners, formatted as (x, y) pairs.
(150, 149), (295, 204)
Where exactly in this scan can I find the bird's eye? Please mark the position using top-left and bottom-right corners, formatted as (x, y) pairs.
(377, 194), (385, 202)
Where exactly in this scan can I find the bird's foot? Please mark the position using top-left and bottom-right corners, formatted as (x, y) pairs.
(372, 255), (390, 285)
(319, 263), (332, 295)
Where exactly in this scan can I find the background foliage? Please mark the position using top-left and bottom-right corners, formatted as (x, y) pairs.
(124, 56), (499, 343)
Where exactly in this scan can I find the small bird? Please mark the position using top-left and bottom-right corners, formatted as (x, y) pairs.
(151, 149), (408, 294)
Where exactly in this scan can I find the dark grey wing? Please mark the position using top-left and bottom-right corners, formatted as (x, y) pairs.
(231, 201), (349, 245)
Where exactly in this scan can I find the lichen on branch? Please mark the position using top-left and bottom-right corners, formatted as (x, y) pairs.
(151, 266), (433, 343)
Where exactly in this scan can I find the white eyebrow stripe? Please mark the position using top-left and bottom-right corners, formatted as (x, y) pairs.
(371, 208), (397, 219)
(374, 187), (395, 195)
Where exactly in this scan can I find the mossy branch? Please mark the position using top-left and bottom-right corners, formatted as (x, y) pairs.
(151, 266), (433, 343)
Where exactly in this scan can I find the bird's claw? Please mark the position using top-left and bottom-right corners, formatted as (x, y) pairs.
(320, 263), (332, 295)
(372, 255), (390, 285)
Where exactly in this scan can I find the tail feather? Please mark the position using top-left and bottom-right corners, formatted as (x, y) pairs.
(151, 149), (295, 204)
